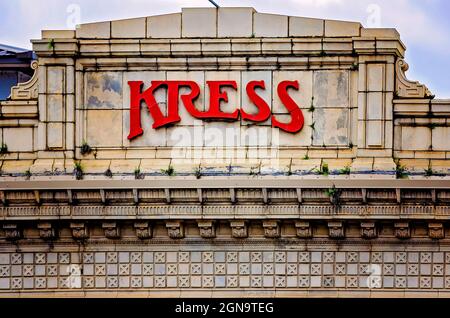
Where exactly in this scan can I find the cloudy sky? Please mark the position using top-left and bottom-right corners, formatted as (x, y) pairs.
(1, 0), (449, 97)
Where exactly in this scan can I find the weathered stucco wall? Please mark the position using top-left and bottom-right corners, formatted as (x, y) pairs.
(0, 7), (449, 297)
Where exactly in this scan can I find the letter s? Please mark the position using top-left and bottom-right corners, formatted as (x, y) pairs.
(272, 80), (304, 133)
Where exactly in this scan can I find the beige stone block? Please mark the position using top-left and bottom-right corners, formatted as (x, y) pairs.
(204, 121), (241, 147)
(147, 13), (181, 38)
(30, 159), (54, 173)
(367, 63), (384, 92)
(431, 160), (450, 173)
(401, 126), (431, 151)
(231, 39), (261, 55)
(373, 157), (396, 171)
(80, 160), (111, 174)
(112, 18), (146, 38)
(361, 28), (400, 38)
(47, 95), (64, 122)
(52, 159), (66, 173)
(86, 72), (123, 109)
(254, 13), (288, 37)
(86, 110), (122, 147)
(324, 20), (361, 37)
(110, 40), (140, 54)
(366, 120), (383, 147)
(367, 92), (383, 120)
(47, 123), (63, 148)
(273, 71), (313, 113)
(240, 126), (271, 147)
(313, 108), (349, 146)
(140, 159), (171, 173)
(218, 8), (254, 37)
(122, 71), (166, 110)
(271, 113), (312, 147)
(3, 127), (33, 152)
(109, 159), (140, 174)
(313, 70), (349, 108)
(182, 8), (217, 38)
(76, 21), (111, 39)
(123, 109), (168, 148)
(0, 160), (33, 174)
(351, 157), (374, 171)
(42, 30), (75, 39)
(291, 158), (321, 171)
(167, 125), (204, 148)
(200, 39), (231, 56)
(432, 127), (450, 151)
(47, 67), (65, 94)
(289, 17), (324, 37)
(94, 149), (126, 159)
(125, 149), (156, 159)
(261, 39), (292, 54)
(326, 158), (352, 170)
(292, 39), (323, 54)
(399, 159), (429, 172)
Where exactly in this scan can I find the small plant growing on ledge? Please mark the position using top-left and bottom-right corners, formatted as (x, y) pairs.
(0, 143), (8, 155)
(394, 159), (408, 179)
(47, 38), (55, 50)
(424, 163), (434, 177)
(161, 165), (175, 176)
(134, 167), (144, 180)
(303, 154), (310, 160)
(73, 161), (83, 180)
(104, 168), (113, 178)
(349, 142), (354, 149)
(339, 166), (351, 175)
(80, 141), (92, 156)
(286, 158), (293, 176)
(315, 162), (329, 176)
(249, 162), (261, 176)
(194, 165), (202, 179)
(325, 185), (341, 206)
(24, 169), (32, 180)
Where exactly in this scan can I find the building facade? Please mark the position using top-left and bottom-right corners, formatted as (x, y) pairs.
(0, 7), (449, 297)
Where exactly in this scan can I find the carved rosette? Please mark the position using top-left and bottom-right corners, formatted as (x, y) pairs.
(395, 222), (410, 239)
(70, 222), (89, 240)
(230, 221), (248, 238)
(263, 221), (280, 238)
(3, 224), (21, 240)
(134, 222), (152, 239)
(360, 222), (377, 239)
(295, 221), (312, 238)
(198, 221), (216, 238)
(328, 221), (344, 239)
(166, 221), (184, 239)
(37, 222), (56, 239)
(428, 223), (444, 240)
(102, 222), (120, 239)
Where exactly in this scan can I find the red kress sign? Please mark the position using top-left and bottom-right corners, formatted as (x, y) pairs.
(127, 80), (304, 140)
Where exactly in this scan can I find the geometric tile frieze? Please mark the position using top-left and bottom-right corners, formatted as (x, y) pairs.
(2, 249), (450, 291)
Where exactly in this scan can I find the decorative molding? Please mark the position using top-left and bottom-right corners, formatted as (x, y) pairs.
(8, 61), (39, 100)
(295, 221), (312, 238)
(37, 222), (56, 239)
(429, 223), (445, 240)
(2, 223), (21, 240)
(166, 221), (184, 239)
(395, 59), (432, 98)
(230, 220), (248, 238)
(394, 222), (410, 239)
(70, 222), (89, 239)
(198, 220), (216, 238)
(102, 222), (120, 239)
(262, 220), (280, 238)
(328, 221), (344, 239)
(360, 222), (377, 239)
(134, 221), (152, 239)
